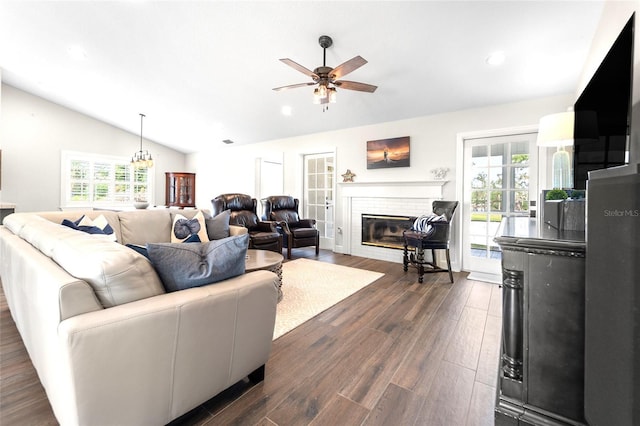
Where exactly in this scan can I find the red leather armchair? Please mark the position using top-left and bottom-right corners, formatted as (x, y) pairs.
(261, 195), (319, 259)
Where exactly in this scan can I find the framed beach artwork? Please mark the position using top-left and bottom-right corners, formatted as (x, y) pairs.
(366, 136), (410, 169)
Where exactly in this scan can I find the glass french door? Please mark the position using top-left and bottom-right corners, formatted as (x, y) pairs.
(304, 152), (335, 250)
(462, 132), (538, 282)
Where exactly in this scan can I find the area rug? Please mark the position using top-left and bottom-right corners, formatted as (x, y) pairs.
(273, 258), (384, 339)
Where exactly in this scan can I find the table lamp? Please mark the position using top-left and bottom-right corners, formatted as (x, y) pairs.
(537, 111), (574, 189)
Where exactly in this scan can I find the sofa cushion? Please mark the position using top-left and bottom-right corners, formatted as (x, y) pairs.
(118, 210), (173, 246)
(205, 210), (230, 240)
(147, 233), (249, 292)
(57, 238), (165, 307)
(10, 216), (166, 308)
(25, 211), (121, 240)
(171, 211), (209, 243)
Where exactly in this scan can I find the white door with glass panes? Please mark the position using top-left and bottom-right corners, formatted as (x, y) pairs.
(462, 132), (537, 282)
(304, 152), (335, 250)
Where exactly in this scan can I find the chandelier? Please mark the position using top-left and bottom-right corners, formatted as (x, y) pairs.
(131, 113), (153, 169)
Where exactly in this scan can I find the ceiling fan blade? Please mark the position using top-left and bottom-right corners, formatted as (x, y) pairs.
(330, 56), (368, 80)
(273, 82), (317, 91)
(279, 58), (318, 79)
(335, 80), (378, 93)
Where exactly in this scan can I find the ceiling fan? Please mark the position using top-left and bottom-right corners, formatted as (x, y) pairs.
(273, 35), (377, 108)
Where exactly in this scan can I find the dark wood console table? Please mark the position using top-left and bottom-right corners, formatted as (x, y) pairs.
(494, 217), (586, 425)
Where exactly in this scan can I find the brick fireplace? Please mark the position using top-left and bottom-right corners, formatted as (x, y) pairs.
(335, 181), (447, 263)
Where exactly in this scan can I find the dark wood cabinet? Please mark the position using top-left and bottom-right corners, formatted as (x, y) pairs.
(494, 218), (586, 425)
(165, 172), (195, 208)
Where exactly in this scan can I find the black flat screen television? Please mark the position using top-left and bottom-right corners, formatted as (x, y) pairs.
(573, 13), (634, 190)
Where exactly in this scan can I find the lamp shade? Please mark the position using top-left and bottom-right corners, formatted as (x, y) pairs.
(537, 111), (575, 147)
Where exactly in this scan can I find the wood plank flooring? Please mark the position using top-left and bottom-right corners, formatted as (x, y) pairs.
(0, 249), (502, 425)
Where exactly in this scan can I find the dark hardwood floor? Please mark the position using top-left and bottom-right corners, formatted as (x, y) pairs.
(1, 248), (502, 425)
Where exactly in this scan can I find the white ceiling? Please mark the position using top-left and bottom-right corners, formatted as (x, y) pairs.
(0, 1), (605, 153)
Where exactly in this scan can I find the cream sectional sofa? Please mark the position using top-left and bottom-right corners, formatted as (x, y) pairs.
(0, 209), (279, 426)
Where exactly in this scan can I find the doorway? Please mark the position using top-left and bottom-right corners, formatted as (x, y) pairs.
(461, 131), (538, 282)
(303, 152), (335, 250)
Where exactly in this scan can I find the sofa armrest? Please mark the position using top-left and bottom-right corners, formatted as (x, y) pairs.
(56, 270), (278, 426)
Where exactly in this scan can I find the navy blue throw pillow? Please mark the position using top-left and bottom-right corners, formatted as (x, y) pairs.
(61, 218), (107, 235)
(146, 234), (249, 292)
(126, 244), (150, 259)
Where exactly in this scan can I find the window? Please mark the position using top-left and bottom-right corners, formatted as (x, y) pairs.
(61, 151), (153, 208)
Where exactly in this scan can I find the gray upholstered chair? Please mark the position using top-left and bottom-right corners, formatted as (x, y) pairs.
(261, 195), (319, 259)
(211, 193), (282, 253)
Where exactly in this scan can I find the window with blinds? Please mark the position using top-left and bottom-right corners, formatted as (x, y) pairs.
(61, 151), (153, 208)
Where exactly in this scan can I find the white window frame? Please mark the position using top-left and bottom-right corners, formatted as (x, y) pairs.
(60, 150), (154, 209)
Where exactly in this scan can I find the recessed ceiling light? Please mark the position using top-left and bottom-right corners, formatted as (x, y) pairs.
(486, 51), (505, 66)
(67, 45), (87, 61)
(222, 139), (234, 144)
(281, 105), (292, 116)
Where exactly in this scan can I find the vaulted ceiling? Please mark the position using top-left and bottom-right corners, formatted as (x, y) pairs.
(0, 1), (605, 153)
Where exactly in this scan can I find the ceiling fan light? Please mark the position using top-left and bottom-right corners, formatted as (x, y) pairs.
(328, 87), (337, 103)
(313, 88), (321, 104)
(318, 84), (327, 99)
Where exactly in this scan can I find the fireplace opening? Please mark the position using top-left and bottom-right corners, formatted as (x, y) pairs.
(362, 214), (415, 250)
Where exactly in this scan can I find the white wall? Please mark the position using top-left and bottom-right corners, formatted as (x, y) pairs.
(0, 84), (188, 212)
(188, 93), (573, 265)
(190, 94), (573, 202)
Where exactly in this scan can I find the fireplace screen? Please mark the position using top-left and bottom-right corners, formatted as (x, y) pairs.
(361, 214), (415, 250)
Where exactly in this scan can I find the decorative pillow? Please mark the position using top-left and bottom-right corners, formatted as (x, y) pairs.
(126, 243), (150, 259)
(62, 214), (117, 241)
(412, 213), (447, 235)
(183, 233), (201, 243)
(171, 211), (209, 243)
(147, 233), (249, 292)
(90, 214), (115, 236)
(205, 210), (231, 240)
(126, 233), (201, 259)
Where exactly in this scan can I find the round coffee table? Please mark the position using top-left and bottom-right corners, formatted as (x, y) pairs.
(245, 249), (284, 302)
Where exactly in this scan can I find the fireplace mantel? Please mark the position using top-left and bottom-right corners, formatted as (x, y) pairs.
(338, 180), (447, 199)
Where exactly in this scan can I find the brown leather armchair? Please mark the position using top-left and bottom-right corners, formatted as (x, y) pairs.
(261, 195), (319, 259)
(211, 193), (282, 253)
